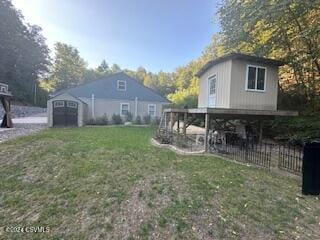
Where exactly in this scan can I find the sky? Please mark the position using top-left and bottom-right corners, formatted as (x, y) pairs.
(12, 0), (220, 72)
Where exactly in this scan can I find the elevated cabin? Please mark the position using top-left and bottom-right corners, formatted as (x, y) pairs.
(196, 53), (284, 111)
(160, 53), (298, 152)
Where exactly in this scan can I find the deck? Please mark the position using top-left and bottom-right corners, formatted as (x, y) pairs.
(160, 107), (298, 152)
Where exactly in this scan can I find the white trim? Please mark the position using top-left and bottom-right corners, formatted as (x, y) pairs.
(91, 94), (95, 119)
(134, 97), (138, 117)
(120, 102), (130, 116)
(148, 104), (156, 117)
(117, 80), (126, 91)
(245, 64), (267, 92)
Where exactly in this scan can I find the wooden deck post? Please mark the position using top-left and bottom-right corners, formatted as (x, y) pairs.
(170, 112), (174, 132)
(204, 113), (210, 152)
(164, 112), (167, 131)
(177, 114), (180, 134)
(183, 112), (187, 137)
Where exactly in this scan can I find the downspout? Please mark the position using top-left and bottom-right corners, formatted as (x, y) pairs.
(135, 97), (138, 118)
(91, 94), (95, 119)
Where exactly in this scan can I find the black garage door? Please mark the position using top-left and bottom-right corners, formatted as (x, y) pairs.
(53, 100), (78, 127)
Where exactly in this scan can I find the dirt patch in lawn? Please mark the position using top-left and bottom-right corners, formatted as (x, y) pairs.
(109, 171), (188, 239)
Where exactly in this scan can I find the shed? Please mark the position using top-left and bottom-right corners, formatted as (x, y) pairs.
(47, 93), (88, 127)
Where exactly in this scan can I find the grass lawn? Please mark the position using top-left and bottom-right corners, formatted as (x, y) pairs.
(0, 126), (319, 239)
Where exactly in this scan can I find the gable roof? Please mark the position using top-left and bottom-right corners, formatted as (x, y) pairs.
(196, 53), (286, 77)
(50, 72), (170, 103)
(51, 92), (88, 104)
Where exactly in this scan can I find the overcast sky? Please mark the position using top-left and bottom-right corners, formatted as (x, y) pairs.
(12, 0), (220, 72)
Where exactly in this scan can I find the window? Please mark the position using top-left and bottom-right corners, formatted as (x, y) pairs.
(120, 103), (130, 116)
(66, 101), (78, 108)
(208, 75), (216, 95)
(148, 104), (156, 117)
(246, 65), (266, 91)
(117, 80), (126, 91)
(53, 101), (64, 108)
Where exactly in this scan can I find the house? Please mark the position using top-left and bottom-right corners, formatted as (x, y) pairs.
(196, 53), (285, 110)
(160, 53), (298, 152)
(47, 72), (170, 127)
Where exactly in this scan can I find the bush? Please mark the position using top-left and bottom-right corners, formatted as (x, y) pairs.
(265, 116), (320, 144)
(151, 116), (161, 127)
(125, 112), (133, 122)
(143, 115), (151, 124)
(86, 118), (96, 125)
(87, 114), (109, 125)
(134, 116), (142, 125)
(112, 114), (122, 125)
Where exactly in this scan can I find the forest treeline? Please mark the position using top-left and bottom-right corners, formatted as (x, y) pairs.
(1, 0), (319, 141)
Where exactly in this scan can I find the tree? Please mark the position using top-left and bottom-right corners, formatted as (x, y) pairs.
(96, 60), (110, 76)
(157, 71), (175, 96)
(136, 66), (147, 83)
(218, 0), (320, 106)
(48, 42), (87, 90)
(0, 0), (50, 105)
(111, 63), (121, 73)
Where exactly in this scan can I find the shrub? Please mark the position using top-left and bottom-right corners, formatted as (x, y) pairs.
(134, 116), (142, 125)
(86, 118), (96, 125)
(151, 117), (161, 127)
(112, 114), (122, 125)
(143, 115), (151, 124)
(87, 114), (109, 125)
(125, 112), (133, 122)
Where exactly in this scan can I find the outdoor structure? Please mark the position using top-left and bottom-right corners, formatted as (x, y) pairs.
(47, 72), (170, 127)
(158, 53), (298, 153)
(197, 53), (284, 110)
(0, 83), (13, 128)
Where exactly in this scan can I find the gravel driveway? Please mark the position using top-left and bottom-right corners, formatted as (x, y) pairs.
(0, 116), (47, 143)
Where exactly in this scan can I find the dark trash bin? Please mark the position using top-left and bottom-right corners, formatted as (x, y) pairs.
(302, 142), (320, 195)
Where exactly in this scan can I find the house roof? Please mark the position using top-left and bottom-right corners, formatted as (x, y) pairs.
(50, 72), (170, 103)
(196, 53), (286, 77)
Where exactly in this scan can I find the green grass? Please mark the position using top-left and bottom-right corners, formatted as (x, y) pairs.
(0, 126), (319, 239)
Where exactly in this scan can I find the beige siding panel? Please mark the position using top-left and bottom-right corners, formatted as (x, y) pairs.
(198, 60), (232, 108)
(79, 97), (166, 120)
(47, 93), (86, 127)
(230, 60), (278, 110)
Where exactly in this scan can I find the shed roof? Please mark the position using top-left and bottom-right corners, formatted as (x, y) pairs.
(50, 92), (88, 104)
(50, 72), (170, 103)
(196, 53), (286, 77)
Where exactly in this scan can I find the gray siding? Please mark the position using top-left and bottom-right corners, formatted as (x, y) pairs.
(80, 97), (166, 120)
(229, 60), (278, 110)
(198, 60), (232, 108)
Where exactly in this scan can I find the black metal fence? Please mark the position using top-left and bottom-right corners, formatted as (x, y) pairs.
(211, 142), (272, 170)
(154, 130), (304, 175)
(278, 144), (303, 175)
